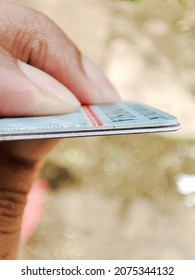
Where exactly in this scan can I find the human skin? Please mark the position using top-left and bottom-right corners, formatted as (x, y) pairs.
(0, 0), (119, 259)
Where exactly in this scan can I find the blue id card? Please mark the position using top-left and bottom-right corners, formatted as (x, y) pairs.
(0, 102), (180, 141)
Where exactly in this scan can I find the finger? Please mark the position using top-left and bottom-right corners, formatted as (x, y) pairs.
(0, 1), (120, 104)
(0, 47), (80, 116)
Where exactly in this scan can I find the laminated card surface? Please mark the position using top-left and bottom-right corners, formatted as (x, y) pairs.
(0, 102), (180, 141)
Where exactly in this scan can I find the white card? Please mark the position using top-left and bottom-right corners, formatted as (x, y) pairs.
(0, 102), (180, 141)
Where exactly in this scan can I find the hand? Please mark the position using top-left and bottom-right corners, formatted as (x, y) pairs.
(0, 0), (119, 259)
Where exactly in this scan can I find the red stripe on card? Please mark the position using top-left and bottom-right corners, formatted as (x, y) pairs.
(82, 106), (103, 126)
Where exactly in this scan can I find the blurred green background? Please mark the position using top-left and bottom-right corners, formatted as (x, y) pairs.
(14, 0), (195, 259)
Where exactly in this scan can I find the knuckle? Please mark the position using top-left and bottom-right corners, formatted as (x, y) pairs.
(11, 27), (48, 68)
(0, 5), (50, 67)
(0, 189), (26, 233)
(29, 37), (48, 68)
(11, 29), (33, 61)
(0, 142), (39, 171)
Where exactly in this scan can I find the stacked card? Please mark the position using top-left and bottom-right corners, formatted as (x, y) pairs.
(0, 102), (180, 141)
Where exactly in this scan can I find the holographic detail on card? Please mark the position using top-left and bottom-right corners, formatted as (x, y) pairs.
(0, 102), (180, 140)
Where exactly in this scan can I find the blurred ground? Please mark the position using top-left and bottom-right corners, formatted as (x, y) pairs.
(12, 0), (195, 259)
(21, 136), (195, 259)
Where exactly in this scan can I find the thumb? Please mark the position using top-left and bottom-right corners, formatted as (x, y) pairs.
(0, 47), (80, 117)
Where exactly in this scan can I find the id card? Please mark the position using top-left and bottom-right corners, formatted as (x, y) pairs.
(0, 102), (180, 141)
